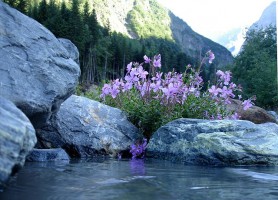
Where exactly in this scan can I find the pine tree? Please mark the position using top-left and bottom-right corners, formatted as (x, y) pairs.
(16, 0), (28, 14)
(37, 0), (48, 23)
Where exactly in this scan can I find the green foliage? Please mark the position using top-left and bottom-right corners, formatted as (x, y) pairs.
(127, 0), (173, 40)
(3, 0), (29, 14)
(232, 26), (277, 109)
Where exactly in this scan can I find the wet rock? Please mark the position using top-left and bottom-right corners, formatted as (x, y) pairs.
(0, 2), (80, 128)
(37, 95), (142, 157)
(26, 148), (69, 162)
(0, 97), (36, 187)
(147, 118), (278, 166)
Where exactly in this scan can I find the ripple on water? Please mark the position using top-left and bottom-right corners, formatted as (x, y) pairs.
(1, 159), (278, 200)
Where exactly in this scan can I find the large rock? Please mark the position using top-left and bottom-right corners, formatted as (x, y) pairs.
(268, 111), (278, 123)
(58, 38), (80, 65)
(37, 95), (142, 157)
(227, 99), (276, 124)
(0, 2), (80, 128)
(147, 118), (278, 165)
(0, 97), (37, 187)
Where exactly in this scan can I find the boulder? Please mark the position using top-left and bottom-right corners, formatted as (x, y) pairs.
(226, 99), (276, 124)
(268, 111), (278, 123)
(37, 95), (142, 157)
(0, 2), (80, 128)
(0, 97), (37, 187)
(26, 148), (69, 162)
(147, 118), (278, 165)
(58, 38), (80, 65)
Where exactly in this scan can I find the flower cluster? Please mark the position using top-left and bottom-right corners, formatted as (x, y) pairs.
(130, 138), (147, 159)
(101, 59), (203, 107)
(207, 69), (254, 119)
(100, 52), (254, 137)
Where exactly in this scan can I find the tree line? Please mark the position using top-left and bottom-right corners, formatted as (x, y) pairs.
(231, 25), (277, 109)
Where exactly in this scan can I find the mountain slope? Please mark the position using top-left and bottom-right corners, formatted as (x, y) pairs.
(249, 1), (276, 30)
(218, 1), (276, 56)
(88, 0), (233, 66)
(169, 12), (234, 66)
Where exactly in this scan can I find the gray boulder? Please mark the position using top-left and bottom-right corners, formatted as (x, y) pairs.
(26, 148), (69, 162)
(0, 2), (80, 128)
(268, 111), (278, 123)
(0, 97), (37, 187)
(37, 95), (142, 157)
(147, 118), (278, 165)
(58, 38), (80, 65)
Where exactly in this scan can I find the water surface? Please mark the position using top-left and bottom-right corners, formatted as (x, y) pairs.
(1, 158), (278, 200)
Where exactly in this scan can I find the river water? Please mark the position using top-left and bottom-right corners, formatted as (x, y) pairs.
(1, 158), (278, 200)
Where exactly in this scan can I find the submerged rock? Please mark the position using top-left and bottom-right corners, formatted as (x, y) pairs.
(26, 148), (69, 162)
(0, 2), (80, 128)
(0, 97), (37, 187)
(147, 118), (278, 165)
(37, 95), (142, 157)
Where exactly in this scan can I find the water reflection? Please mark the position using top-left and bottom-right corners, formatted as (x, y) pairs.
(0, 158), (278, 200)
(130, 159), (146, 175)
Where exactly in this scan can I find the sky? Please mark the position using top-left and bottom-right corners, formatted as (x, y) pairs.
(156, 0), (276, 42)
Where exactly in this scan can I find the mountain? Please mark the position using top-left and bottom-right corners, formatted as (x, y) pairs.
(215, 28), (246, 56)
(89, 0), (233, 66)
(249, 1), (276, 30)
(217, 1), (276, 56)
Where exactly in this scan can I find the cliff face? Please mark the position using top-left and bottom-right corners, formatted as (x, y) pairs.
(169, 12), (234, 67)
(249, 1), (276, 30)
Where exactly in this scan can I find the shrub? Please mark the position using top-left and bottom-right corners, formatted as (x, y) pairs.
(99, 51), (253, 138)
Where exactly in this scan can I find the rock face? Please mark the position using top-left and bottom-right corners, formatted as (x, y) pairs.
(37, 95), (142, 157)
(227, 99), (276, 124)
(147, 118), (278, 166)
(0, 2), (80, 128)
(0, 97), (37, 187)
(26, 148), (69, 162)
(169, 12), (234, 67)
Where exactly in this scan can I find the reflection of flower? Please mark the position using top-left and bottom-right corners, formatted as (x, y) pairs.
(130, 159), (145, 175)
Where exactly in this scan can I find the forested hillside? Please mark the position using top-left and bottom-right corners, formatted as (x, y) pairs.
(3, 0), (232, 89)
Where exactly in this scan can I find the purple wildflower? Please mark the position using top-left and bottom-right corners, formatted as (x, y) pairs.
(207, 50), (215, 64)
(242, 99), (253, 110)
(126, 62), (132, 72)
(229, 112), (241, 120)
(150, 80), (161, 92)
(208, 85), (222, 96)
(130, 138), (147, 159)
(101, 83), (111, 96)
(110, 85), (120, 98)
(143, 55), (151, 63)
(153, 54), (161, 68)
(138, 65), (149, 79)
